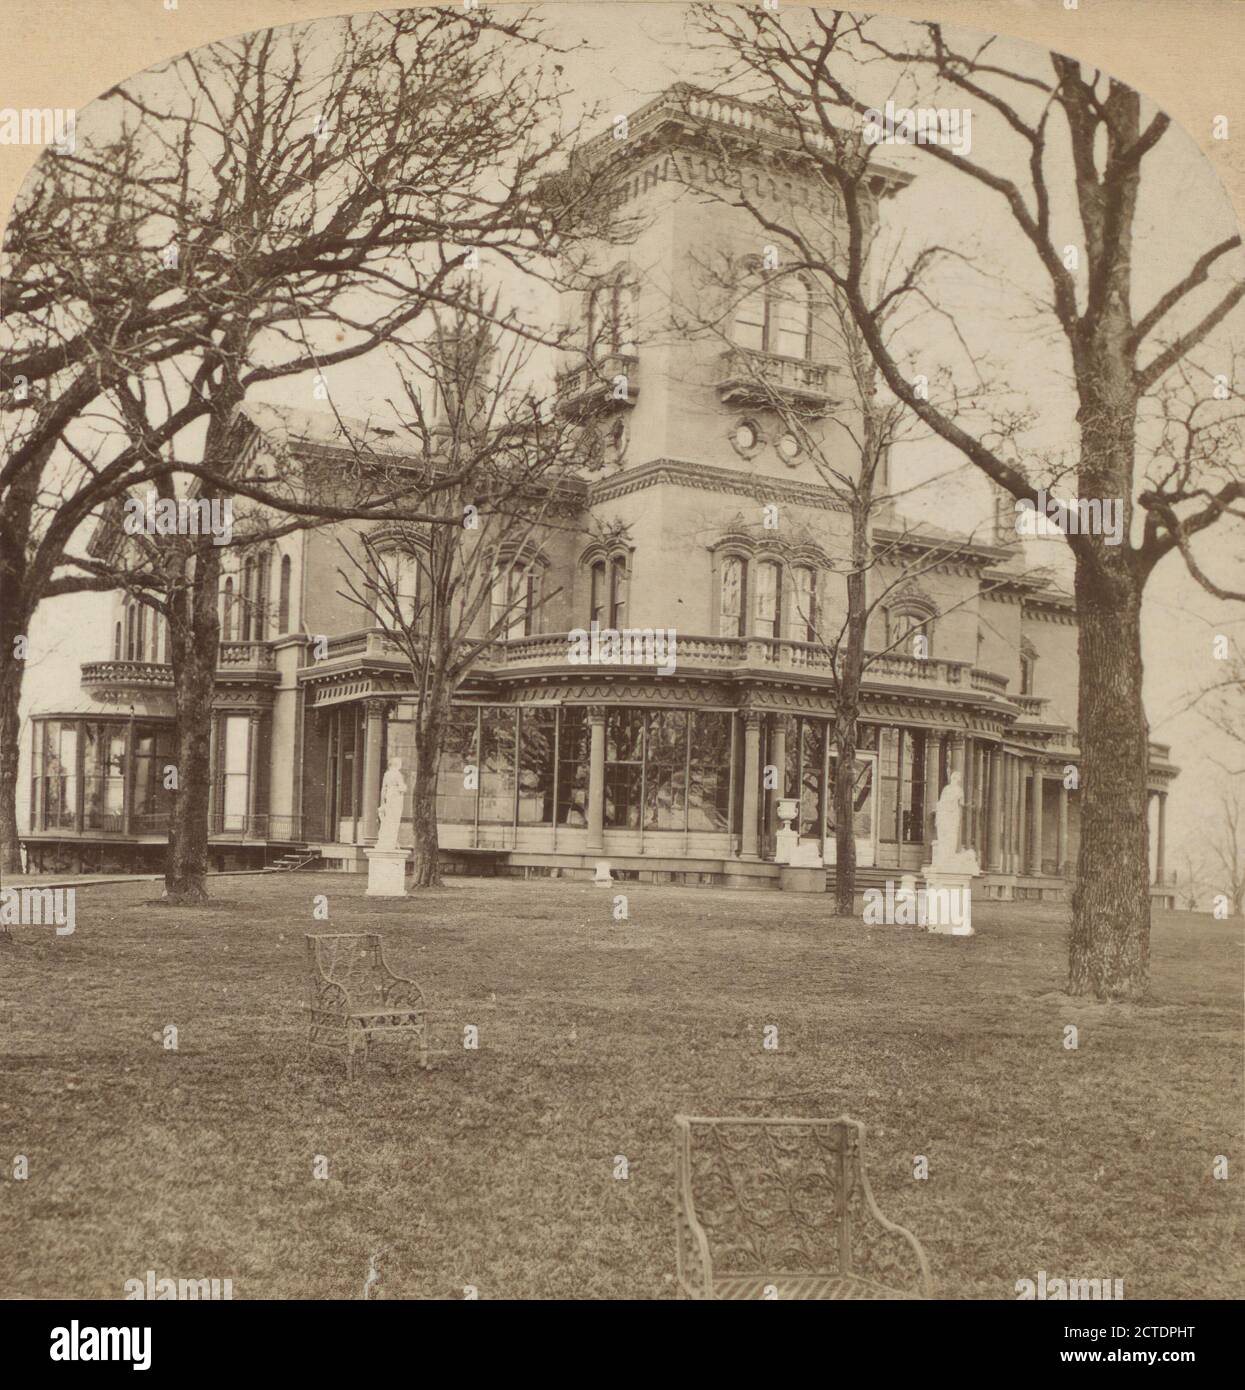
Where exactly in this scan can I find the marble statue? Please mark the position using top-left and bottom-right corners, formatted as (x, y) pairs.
(375, 756), (407, 850)
(933, 771), (963, 866)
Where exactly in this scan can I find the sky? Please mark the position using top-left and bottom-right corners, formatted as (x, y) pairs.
(13, 3), (1245, 875)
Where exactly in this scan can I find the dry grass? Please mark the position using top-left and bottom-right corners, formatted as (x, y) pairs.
(0, 874), (1239, 1299)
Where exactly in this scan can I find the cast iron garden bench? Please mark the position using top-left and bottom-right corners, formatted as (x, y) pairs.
(305, 932), (440, 1080)
(674, 1114), (931, 1299)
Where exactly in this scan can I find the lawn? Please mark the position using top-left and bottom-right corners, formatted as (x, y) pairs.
(0, 874), (1240, 1300)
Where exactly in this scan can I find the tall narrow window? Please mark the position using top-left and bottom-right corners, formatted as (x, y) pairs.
(774, 277), (812, 359)
(1020, 645), (1037, 696)
(278, 555), (292, 632)
(221, 577), (234, 642)
(379, 549), (419, 626)
(720, 555), (748, 638)
(113, 622), (122, 661)
(589, 559), (606, 626)
(733, 287), (766, 352)
(793, 566), (817, 642)
(490, 561), (535, 639)
(241, 558), (255, 642)
(609, 555), (628, 628)
(755, 560), (781, 639)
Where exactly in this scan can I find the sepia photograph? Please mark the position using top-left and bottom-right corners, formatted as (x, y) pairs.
(0, 0), (1241, 1355)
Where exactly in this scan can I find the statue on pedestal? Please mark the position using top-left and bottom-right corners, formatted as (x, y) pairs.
(375, 756), (407, 850)
(933, 771), (963, 867)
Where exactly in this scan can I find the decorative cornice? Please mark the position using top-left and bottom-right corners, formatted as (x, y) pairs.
(587, 457), (851, 512)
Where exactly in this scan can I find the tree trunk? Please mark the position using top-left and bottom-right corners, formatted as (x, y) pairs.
(832, 708), (859, 916)
(1068, 321), (1150, 999)
(1067, 551), (1151, 997)
(409, 701), (444, 889)
(833, 501), (870, 916)
(164, 535), (222, 904)
(0, 649), (24, 874)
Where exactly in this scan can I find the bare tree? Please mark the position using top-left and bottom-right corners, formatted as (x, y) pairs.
(689, 11), (1245, 997)
(1, 9), (610, 891)
(337, 302), (590, 887)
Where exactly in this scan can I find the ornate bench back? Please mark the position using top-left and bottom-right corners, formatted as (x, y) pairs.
(306, 933), (385, 1010)
(675, 1114), (930, 1296)
(676, 1116), (855, 1280)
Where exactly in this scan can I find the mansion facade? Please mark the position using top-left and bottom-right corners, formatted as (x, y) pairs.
(21, 87), (1178, 902)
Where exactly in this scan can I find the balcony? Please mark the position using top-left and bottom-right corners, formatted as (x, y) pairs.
(714, 348), (836, 413)
(82, 641), (276, 702)
(554, 352), (639, 418)
(475, 632), (1013, 700)
(81, 660), (174, 701)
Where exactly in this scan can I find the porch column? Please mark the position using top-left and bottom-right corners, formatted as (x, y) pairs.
(586, 706), (607, 853)
(740, 711), (762, 860)
(1007, 755), (1019, 873)
(1057, 778), (1069, 876)
(360, 700), (385, 843)
(924, 733), (941, 848)
(948, 733), (967, 850)
(207, 712), (219, 830)
(1155, 790), (1168, 887)
(1016, 761), (1028, 878)
(1029, 767), (1045, 876)
(768, 715), (788, 858)
(987, 748), (1004, 871)
(770, 715), (788, 798)
(245, 717), (262, 834)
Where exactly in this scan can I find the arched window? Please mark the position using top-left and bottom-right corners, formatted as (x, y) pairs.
(719, 555), (748, 638)
(376, 548), (421, 627)
(733, 265), (814, 360)
(886, 602), (937, 659)
(609, 554), (628, 629)
(490, 559), (539, 639)
(241, 551), (270, 642)
(589, 559), (607, 626)
(793, 565), (817, 642)
(221, 577), (234, 642)
(278, 555), (292, 632)
(124, 601), (145, 662)
(755, 559), (782, 639)
(586, 277), (638, 358)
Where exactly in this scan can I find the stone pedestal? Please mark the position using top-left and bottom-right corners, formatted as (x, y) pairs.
(922, 868), (975, 935)
(779, 865), (825, 893)
(774, 828), (798, 865)
(365, 847), (408, 897)
(592, 860), (613, 887)
(789, 839), (823, 869)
